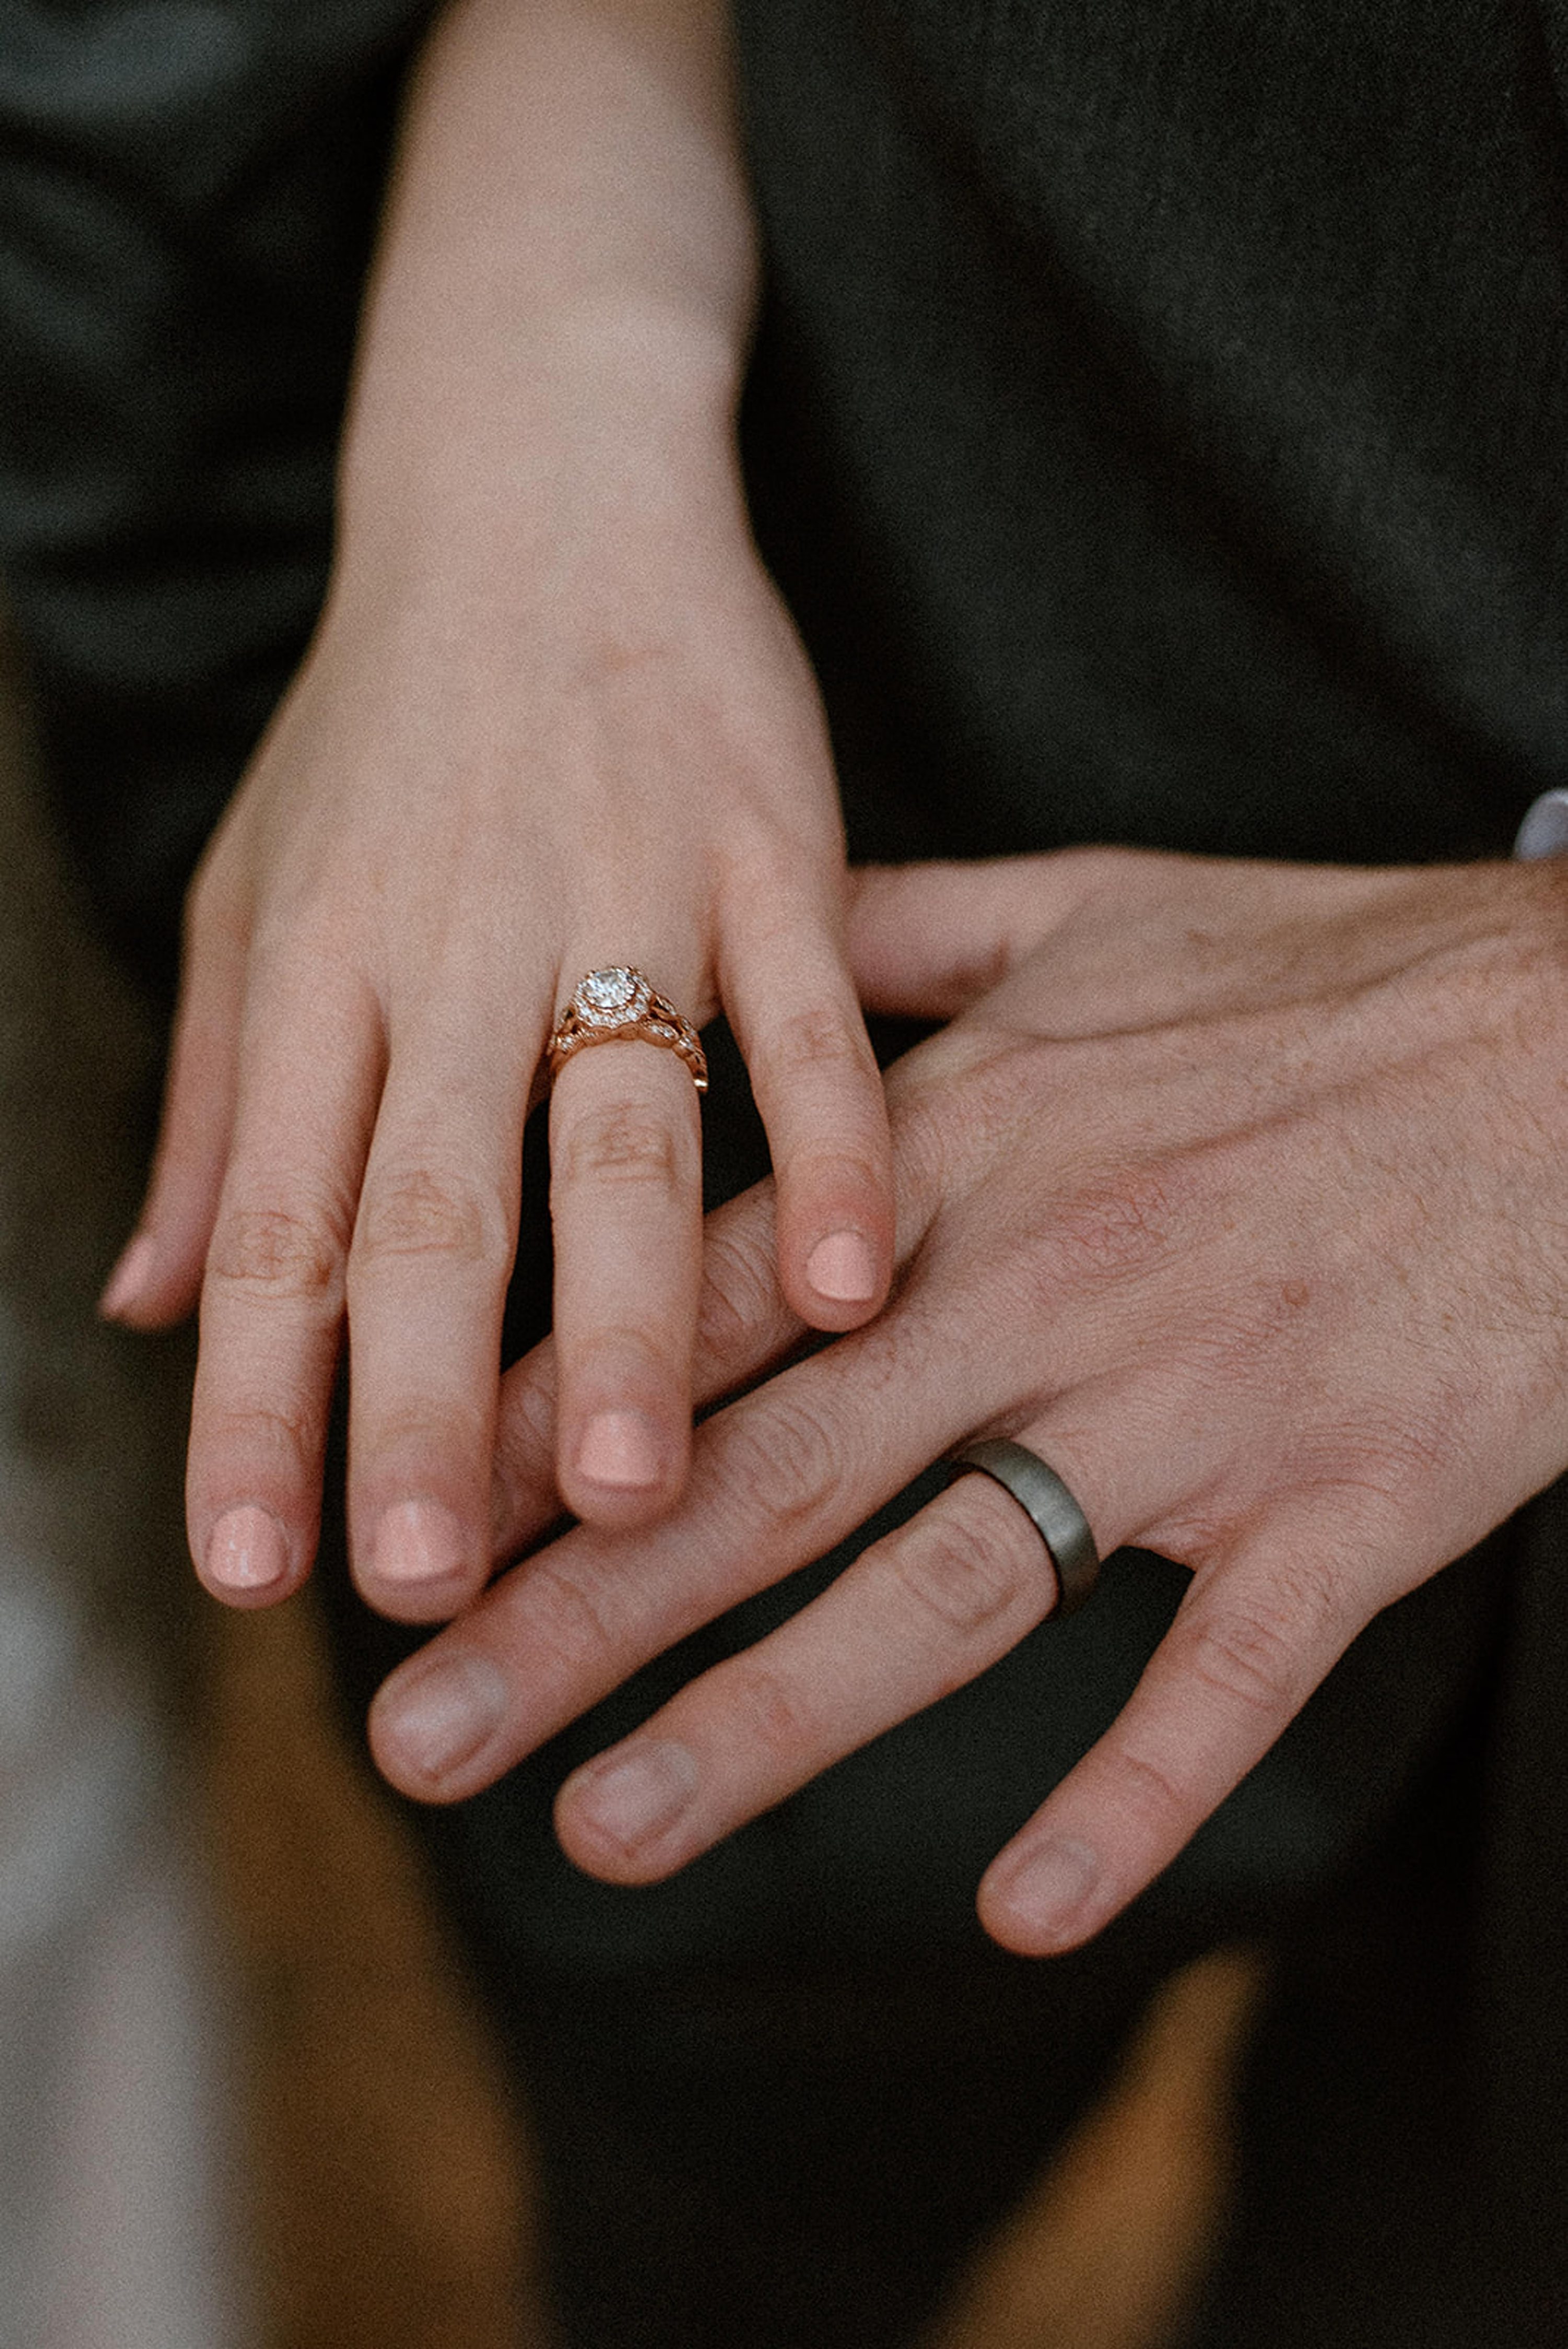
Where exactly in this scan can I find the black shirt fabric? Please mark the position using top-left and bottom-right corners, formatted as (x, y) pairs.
(0, 0), (423, 978)
(736, 0), (1568, 874)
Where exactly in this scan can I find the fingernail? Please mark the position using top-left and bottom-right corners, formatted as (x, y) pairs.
(205, 1505), (289, 1593)
(375, 1654), (509, 1783)
(372, 1498), (468, 1585)
(570, 1740), (697, 1852)
(100, 1233), (156, 1320)
(577, 1411), (663, 1491)
(805, 1230), (879, 1304)
(995, 1837), (1101, 1940)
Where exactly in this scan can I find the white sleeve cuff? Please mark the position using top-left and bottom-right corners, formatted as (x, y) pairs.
(1514, 789), (1568, 858)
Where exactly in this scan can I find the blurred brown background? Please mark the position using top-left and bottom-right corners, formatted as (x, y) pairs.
(204, 1590), (1259, 2349)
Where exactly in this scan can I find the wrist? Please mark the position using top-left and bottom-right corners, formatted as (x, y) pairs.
(332, 305), (751, 637)
(341, 284), (742, 511)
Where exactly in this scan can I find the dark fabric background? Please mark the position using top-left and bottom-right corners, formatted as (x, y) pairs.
(0, 0), (428, 981)
(736, 0), (1568, 874)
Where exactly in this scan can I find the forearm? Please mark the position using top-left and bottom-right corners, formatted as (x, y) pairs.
(335, 0), (755, 605)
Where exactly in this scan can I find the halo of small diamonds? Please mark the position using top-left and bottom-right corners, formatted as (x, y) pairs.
(574, 967), (652, 1027)
(547, 967), (708, 1094)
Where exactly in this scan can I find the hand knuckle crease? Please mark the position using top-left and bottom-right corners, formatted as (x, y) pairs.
(209, 1205), (341, 1300)
(206, 1398), (313, 1467)
(528, 1562), (621, 1682)
(1048, 1173), (1182, 1288)
(889, 1516), (1026, 1634)
(696, 1233), (778, 1362)
(353, 1171), (497, 1268)
(1110, 1741), (1191, 1828)
(729, 1662), (815, 1763)
(1186, 1608), (1301, 1715)
(374, 1400), (490, 1459)
(768, 1005), (874, 1081)
(719, 1398), (839, 1526)
(560, 1110), (685, 1191)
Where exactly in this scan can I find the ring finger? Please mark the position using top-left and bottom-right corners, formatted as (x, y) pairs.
(550, 1417), (1138, 1882)
(548, 967), (706, 1526)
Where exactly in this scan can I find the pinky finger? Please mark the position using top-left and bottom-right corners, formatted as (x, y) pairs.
(977, 1524), (1364, 1955)
(101, 871), (249, 1328)
(722, 907), (894, 1331)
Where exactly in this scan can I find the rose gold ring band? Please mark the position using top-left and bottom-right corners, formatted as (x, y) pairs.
(547, 967), (708, 1094)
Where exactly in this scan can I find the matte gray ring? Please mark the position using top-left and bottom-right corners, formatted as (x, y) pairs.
(947, 1440), (1102, 1619)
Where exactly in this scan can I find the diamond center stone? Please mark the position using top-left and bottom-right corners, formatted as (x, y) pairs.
(579, 967), (640, 1023)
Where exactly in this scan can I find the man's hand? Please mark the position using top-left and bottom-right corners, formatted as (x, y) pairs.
(368, 847), (1568, 1951)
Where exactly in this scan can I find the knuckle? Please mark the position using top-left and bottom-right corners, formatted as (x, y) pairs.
(523, 1559), (624, 1688)
(1184, 1598), (1315, 1720)
(495, 1361), (559, 1496)
(885, 1509), (1031, 1638)
(723, 1660), (818, 1768)
(202, 1397), (315, 1478)
(370, 1396), (489, 1466)
(557, 1107), (687, 1193)
(207, 1202), (343, 1303)
(352, 1169), (500, 1272)
(789, 1149), (887, 1229)
(714, 1392), (843, 1531)
(1105, 1737), (1193, 1834)
(764, 1003), (877, 1085)
(1337, 1411), (1451, 1511)
(696, 1224), (782, 1367)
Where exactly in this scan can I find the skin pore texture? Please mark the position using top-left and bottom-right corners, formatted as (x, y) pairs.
(103, 0), (1568, 1953)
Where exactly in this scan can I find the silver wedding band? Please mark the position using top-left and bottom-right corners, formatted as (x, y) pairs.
(947, 1439), (1102, 1619)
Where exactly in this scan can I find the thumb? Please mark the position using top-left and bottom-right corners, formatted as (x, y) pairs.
(845, 851), (1101, 1019)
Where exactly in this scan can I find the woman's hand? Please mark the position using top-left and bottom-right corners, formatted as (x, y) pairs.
(98, 0), (893, 1620)
(366, 848), (1568, 1949)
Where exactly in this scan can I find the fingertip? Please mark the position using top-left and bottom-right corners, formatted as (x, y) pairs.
(99, 1230), (203, 1329)
(727, 934), (895, 1322)
(781, 1190), (893, 1330)
(578, 1408), (665, 1490)
(771, 1114), (895, 1331)
(782, 1231), (885, 1334)
(555, 1738), (700, 1882)
(804, 1229), (880, 1306)
(99, 1232), (158, 1323)
(976, 1835), (1106, 1956)
(559, 1408), (689, 1529)
(354, 1496), (489, 1625)
(368, 1646), (511, 1801)
(198, 1503), (299, 1609)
